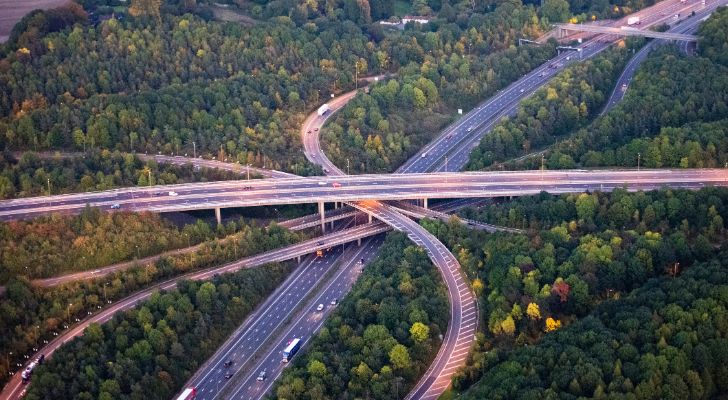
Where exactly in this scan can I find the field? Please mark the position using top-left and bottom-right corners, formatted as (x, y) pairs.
(0, 0), (69, 42)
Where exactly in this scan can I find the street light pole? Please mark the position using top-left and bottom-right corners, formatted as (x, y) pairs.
(347, 158), (350, 175)
(246, 164), (250, 181)
(637, 152), (641, 171)
(192, 141), (196, 159)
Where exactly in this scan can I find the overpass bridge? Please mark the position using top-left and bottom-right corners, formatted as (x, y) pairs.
(555, 23), (698, 41)
(1, 169), (726, 223)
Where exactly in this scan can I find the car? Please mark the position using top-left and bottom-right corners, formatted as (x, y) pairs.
(519, 88), (525, 93)
(224, 360), (234, 367)
(466, 126), (473, 132)
(243, 186), (252, 190)
(257, 370), (267, 381)
(538, 72), (545, 77)
(421, 153), (427, 158)
(621, 83), (628, 91)
(110, 203), (121, 209)
(323, 168), (329, 173)
(153, 191), (164, 196)
(307, 130), (311, 134)
(446, 133), (453, 140)
(318, 181), (326, 186)
(317, 241), (325, 246)
(225, 373), (233, 379)
(330, 299), (338, 306)
(316, 304), (324, 311)
(168, 191), (178, 196)
(332, 182), (341, 188)
(360, 258), (365, 263)
(314, 128), (319, 131)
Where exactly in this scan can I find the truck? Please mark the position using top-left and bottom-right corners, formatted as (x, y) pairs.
(317, 104), (331, 116)
(627, 16), (640, 25)
(175, 388), (197, 400)
(282, 338), (302, 362)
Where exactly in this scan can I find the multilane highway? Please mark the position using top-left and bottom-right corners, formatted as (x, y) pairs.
(2, 170), (726, 219)
(0, 221), (389, 400)
(399, 0), (716, 175)
(602, 1), (721, 114)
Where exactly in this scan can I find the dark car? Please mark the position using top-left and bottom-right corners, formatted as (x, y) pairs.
(224, 360), (234, 367)
(317, 241), (325, 246)
(225, 373), (233, 379)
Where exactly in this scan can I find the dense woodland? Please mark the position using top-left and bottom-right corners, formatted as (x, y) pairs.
(22, 264), (292, 400)
(0, 150), (241, 199)
(322, 1), (555, 173)
(272, 233), (449, 400)
(0, 213), (302, 387)
(464, 257), (728, 399)
(0, 209), (216, 281)
(423, 187), (728, 391)
(494, 14), (728, 171)
(466, 44), (634, 169)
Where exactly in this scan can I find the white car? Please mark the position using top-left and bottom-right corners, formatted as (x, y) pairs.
(330, 299), (338, 306)
(316, 304), (324, 311)
(318, 182), (326, 186)
(168, 191), (178, 196)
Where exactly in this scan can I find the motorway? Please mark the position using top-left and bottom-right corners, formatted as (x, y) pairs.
(183, 211), (382, 400)
(1, 170), (727, 219)
(602, 2), (721, 114)
(0, 221), (390, 400)
(302, 70), (479, 400)
(3, 1), (723, 399)
(398, 0), (717, 175)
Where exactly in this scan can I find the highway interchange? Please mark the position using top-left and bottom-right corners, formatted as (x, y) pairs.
(2, 1), (727, 399)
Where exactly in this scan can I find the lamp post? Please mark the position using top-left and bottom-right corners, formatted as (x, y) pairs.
(246, 164), (250, 181)
(192, 141), (196, 159)
(347, 158), (350, 175)
(637, 152), (641, 171)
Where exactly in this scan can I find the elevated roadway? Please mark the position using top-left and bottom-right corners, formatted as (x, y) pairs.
(0, 221), (389, 400)
(1, 170), (726, 220)
(555, 23), (698, 41)
(399, 0), (716, 175)
(602, 2), (721, 114)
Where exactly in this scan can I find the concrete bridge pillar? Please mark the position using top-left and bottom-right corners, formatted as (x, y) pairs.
(368, 213), (373, 224)
(214, 207), (222, 225)
(297, 255), (301, 264)
(423, 198), (428, 209)
(358, 238), (361, 246)
(319, 201), (326, 233)
(334, 202), (339, 209)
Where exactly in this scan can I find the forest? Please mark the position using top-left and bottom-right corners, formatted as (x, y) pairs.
(322, 1), (555, 173)
(22, 263), (292, 400)
(422, 187), (728, 391)
(0, 214), (302, 387)
(466, 44), (634, 169)
(464, 256), (728, 399)
(493, 13), (728, 171)
(272, 232), (449, 400)
(0, 150), (240, 199)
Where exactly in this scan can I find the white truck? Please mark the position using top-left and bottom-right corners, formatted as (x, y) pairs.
(627, 17), (641, 25)
(317, 104), (331, 116)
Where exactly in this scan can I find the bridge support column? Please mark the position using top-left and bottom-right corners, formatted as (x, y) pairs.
(214, 207), (222, 225)
(423, 198), (428, 209)
(334, 202), (339, 209)
(319, 201), (326, 233)
(297, 255), (301, 264)
(368, 213), (373, 224)
(358, 238), (361, 246)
